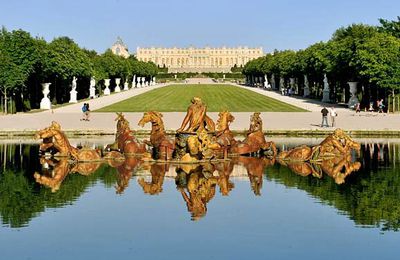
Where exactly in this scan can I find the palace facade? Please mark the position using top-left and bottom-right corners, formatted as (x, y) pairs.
(136, 46), (264, 73)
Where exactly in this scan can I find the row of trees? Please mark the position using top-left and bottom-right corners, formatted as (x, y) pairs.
(0, 27), (158, 113)
(243, 17), (400, 108)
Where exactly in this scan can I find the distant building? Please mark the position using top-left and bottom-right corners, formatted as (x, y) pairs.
(111, 37), (130, 58)
(136, 46), (263, 73)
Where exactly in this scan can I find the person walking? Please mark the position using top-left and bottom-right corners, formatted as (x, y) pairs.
(321, 106), (329, 127)
(330, 106), (337, 127)
(85, 103), (90, 121)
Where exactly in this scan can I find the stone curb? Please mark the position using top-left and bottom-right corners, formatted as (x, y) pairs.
(2, 129), (400, 139)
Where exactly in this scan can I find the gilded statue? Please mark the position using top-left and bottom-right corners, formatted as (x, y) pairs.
(36, 121), (78, 157)
(138, 111), (175, 160)
(177, 97), (215, 133)
(36, 121), (101, 161)
(107, 113), (147, 154)
(231, 112), (277, 156)
(278, 129), (360, 161)
(215, 110), (237, 147)
(319, 128), (360, 156)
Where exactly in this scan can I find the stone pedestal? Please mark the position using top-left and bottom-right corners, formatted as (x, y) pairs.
(115, 78), (121, 92)
(104, 79), (111, 96)
(347, 82), (359, 108)
(321, 74), (330, 102)
(123, 81), (129, 91)
(40, 83), (52, 110)
(303, 75), (310, 97)
(69, 89), (77, 103)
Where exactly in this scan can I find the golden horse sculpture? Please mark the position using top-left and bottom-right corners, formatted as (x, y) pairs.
(230, 112), (277, 156)
(138, 111), (175, 160)
(36, 121), (101, 161)
(278, 129), (360, 161)
(107, 113), (147, 155)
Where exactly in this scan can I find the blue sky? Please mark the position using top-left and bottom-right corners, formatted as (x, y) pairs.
(1, 0), (399, 54)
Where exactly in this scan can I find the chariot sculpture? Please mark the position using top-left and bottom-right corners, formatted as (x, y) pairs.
(36, 97), (361, 188)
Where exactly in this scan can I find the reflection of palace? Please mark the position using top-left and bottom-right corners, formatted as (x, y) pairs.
(136, 46), (263, 73)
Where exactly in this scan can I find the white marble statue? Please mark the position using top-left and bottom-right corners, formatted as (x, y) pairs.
(279, 77), (284, 92)
(264, 75), (271, 89)
(347, 82), (359, 108)
(321, 74), (330, 102)
(132, 75), (137, 88)
(89, 77), (96, 98)
(303, 75), (310, 97)
(69, 76), (78, 103)
(123, 79), (129, 91)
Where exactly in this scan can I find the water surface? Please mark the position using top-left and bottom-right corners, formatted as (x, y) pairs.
(0, 137), (399, 260)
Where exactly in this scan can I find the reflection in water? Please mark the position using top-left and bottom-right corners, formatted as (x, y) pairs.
(0, 139), (399, 230)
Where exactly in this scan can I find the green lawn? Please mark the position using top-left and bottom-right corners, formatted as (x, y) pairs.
(96, 84), (307, 112)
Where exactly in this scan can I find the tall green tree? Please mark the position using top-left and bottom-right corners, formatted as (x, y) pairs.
(0, 28), (40, 113)
(378, 16), (400, 38)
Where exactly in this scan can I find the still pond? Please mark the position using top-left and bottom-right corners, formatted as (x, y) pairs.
(0, 137), (399, 259)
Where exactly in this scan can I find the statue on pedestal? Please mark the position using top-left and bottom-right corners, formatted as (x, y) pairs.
(89, 77), (96, 98)
(69, 76), (78, 103)
(303, 75), (310, 97)
(322, 74), (330, 102)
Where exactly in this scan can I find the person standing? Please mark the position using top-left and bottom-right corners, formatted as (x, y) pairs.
(321, 106), (329, 127)
(330, 106), (337, 127)
(80, 103), (87, 121)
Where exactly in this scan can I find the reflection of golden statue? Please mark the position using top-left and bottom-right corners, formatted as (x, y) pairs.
(177, 97), (215, 133)
(214, 161), (235, 196)
(278, 160), (322, 178)
(176, 165), (218, 221)
(321, 154), (361, 184)
(138, 163), (168, 195)
(278, 145), (321, 162)
(231, 112), (277, 156)
(36, 121), (101, 161)
(237, 156), (275, 196)
(115, 156), (142, 194)
(34, 158), (71, 192)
